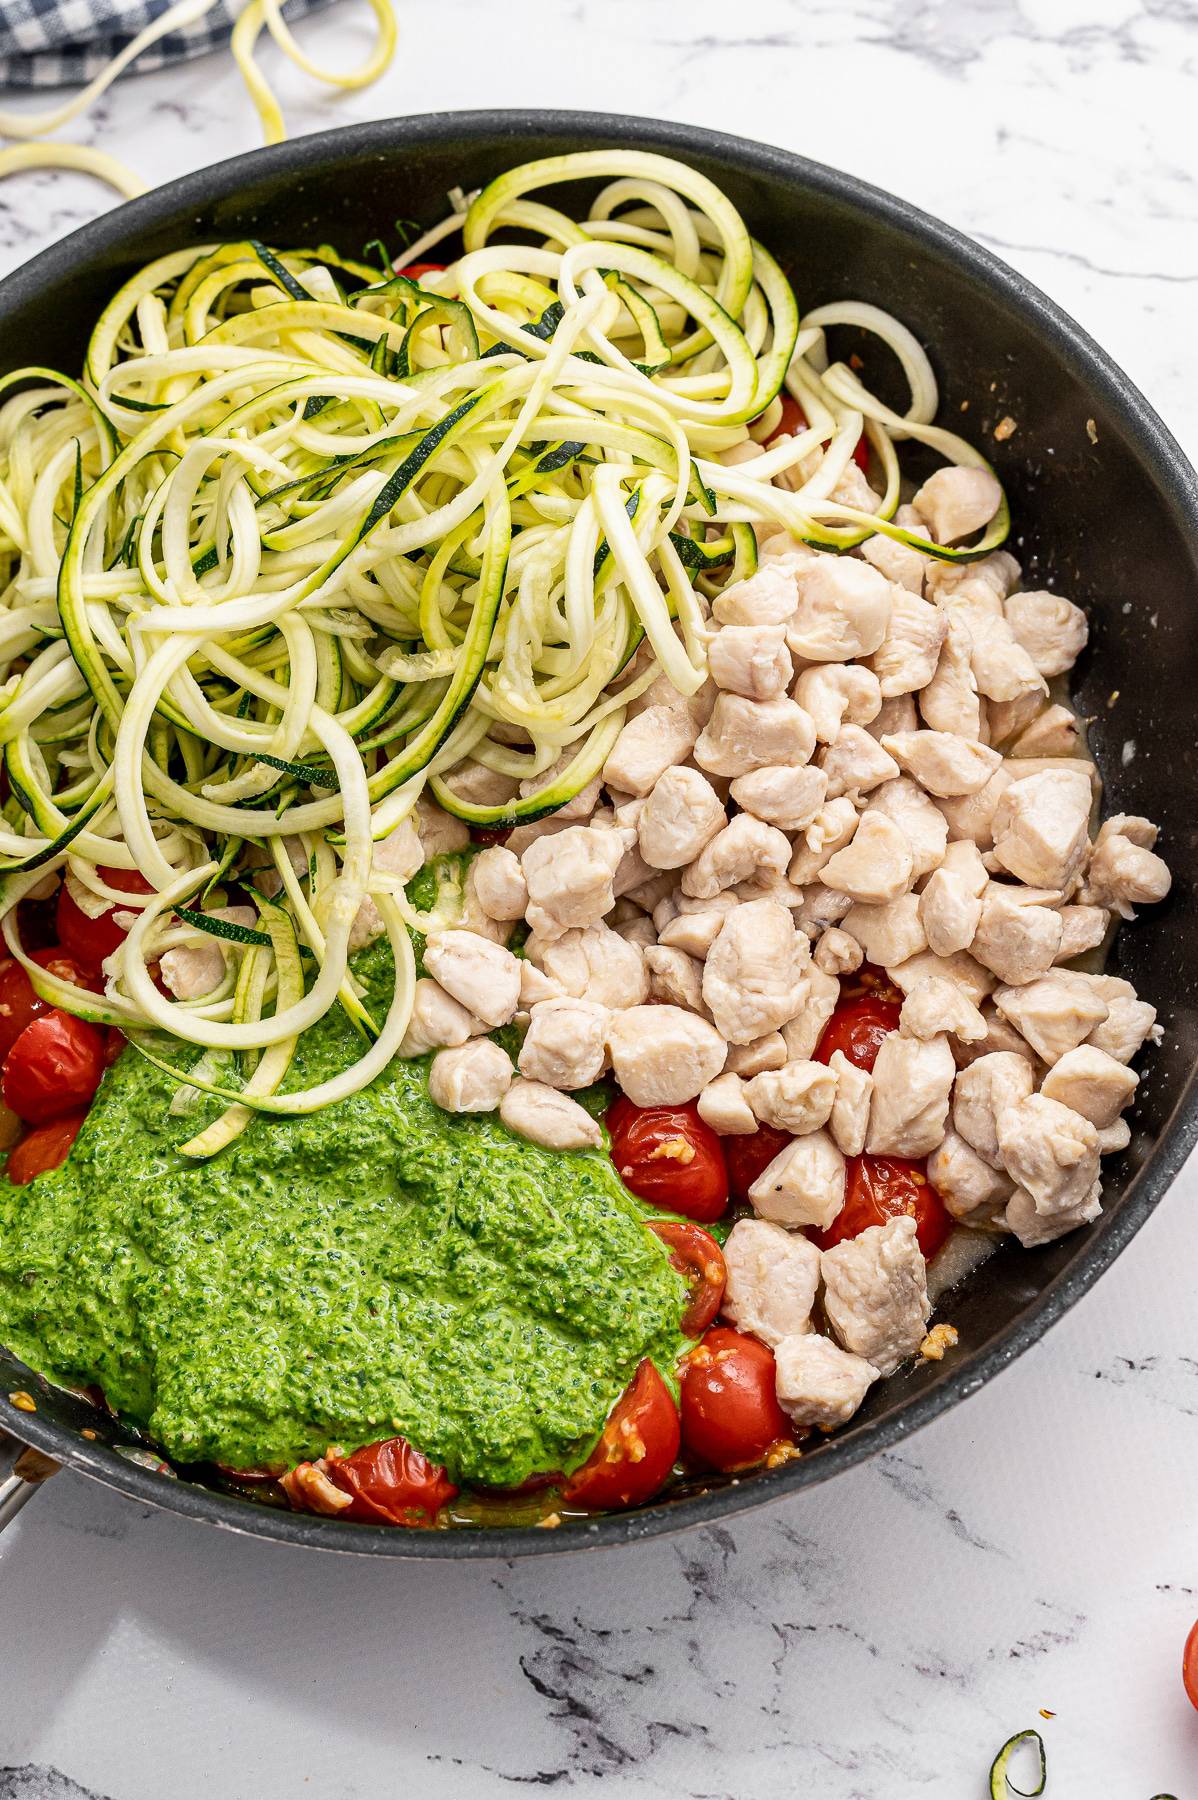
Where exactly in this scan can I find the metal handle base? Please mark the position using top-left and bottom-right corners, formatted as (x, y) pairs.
(0, 1426), (58, 1532)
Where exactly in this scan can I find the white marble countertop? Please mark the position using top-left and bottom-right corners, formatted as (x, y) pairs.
(2, 3), (1198, 1795)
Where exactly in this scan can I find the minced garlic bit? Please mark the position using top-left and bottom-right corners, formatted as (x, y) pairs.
(1086, 418), (1099, 444)
(536, 1511), (562, 1529)
(919, 1323), (959, 1362)
(81, 1428), (98, 1441)
(1106, 689), (1121, 708)
(1039, 1708), (1056, 1720)
(765, 1440), (803, 1469)
(7, 1390), (36, 1413)
(646, 1137), (696, 1165)
(994, 415), (1018, 442)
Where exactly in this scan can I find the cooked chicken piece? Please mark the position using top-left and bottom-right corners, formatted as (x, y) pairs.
(1005, 754), (1100, 796)
(868, 589), (947, 697)
(1009, 704), (1081, 760)
(711, 561), (800, 628)
(793, 663), (883, 744)
(918, 839), (988, 957)
(986, 689), (1045, 749)
(657, 896), (738, 958)
(424, 929), (522, 1029)
(971, 884), (1064, 986)
(1095, 1117), (1130, 1153)
(881, 729), (1002, 799)
(730, 763), (828, 833)
(627, 663), (717, 730)
(500, 1079), (603, 1151)
(749, 1128), (846, 1230)
(428, 1038), (514, 1114)
(469, 845), (528, 921)
(899, 976), (987, 1044)
(1085, 984), (1159, 1065)
(952, 1050), (1036, 1167)
(859, 528), (929, 593)
(829, 459), (884, 512)
(780, 962), (841, 1060)
(993, 971), (1111, 1065)
(820, 811), (914, 906)
(602, 705), (701, 797)
(865, 776), (949, 879)
(280, 1460), (353, 1516)
(784, 555), (893, 661)
(928, 549), (1022, 602)
(644, 944), (709, 1017)
(1054, 904), (1110, 963)
(774, 1332), (878, 1428)
(370, 817), (424, 886)
(1003, 1182), (1101, 1247)
(708, 622), (794, 700)
(927, 1128), (1014, 1228)
(887, 947), (995, 1006)
(1040, 1043), (1138, 1128)
(682, 813), (792, 900)
(758, 531), (818, 571)
(522, 825), (626, 940)
(518, 762), (602, 825)
(697, 1070), (758, 1135)
(723, 1220), (822, 1348)
(436, 759), (518, 811)
(866, 1032), (955, 1157)
(1095, 813), (1159, 849)
(919, 614), (984, 740)
(725, 1032), (789, 1076)
(828, 1048), (873, 1157)
(1082, 827), (1171, 920)
(505, 817), (571, 857)
(720, 438), (767, 467)
(703, 898), (811, 1043)
(735, 868), (807, 911)
(610, 833), (655, 902)
(821, 1215), (931, 1375)
(995, 1092), (1101, 1219)
(936, 765), (1013, 851)
(819, 724), (900, 802)
(1004, 589), (1089, 677)
(745, 1059), (837, 1134)
(693, 693), (817, 779)
(792, 884), (854, 937)
(606, 1004), (727, 1105)
(814, 926), (864, 977)
(952, 999), (1039, 1070)
(399, 977), (484, 1057)
(518, 961), (566, 1008)
(911, 465), (1002, 545)
(944, 588), (1046, 704)
(414, 795), (471, 857)
(518, 997), (609, 1090)
(616, 910), (660, 951)
(160, 906), (255, 1001)
(788, 797), (860, 884)
(637, 766), (726, 870)
(990, 768), (1092, 890)
(841, 893), (927, 968)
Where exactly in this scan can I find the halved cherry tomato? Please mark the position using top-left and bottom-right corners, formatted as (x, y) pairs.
(1184, 1619), (1198, 1712)
(724, 1123), (792, 1205)
(647, 1218), (726, 1336)
(325, 1436), (458, 1526)
(3, 1010), (106, 1124)
(0, 949), (100, 1063)
(814, 987), (902, 1073)
(772, 393), (870, 473)
(680, 1326), (793, 1473)
(470, 825), (511, 847)
(813, 1152), (953, 1260)
(561, 1359), (680, 1511)
(398, 260), (446, 280)
(5, 1110), (87, 1184)
(55, 867), (153, 974)
(607, 1096), (728, 1222)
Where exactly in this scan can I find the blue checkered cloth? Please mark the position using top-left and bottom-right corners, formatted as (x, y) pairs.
(0, 0), (329, 89)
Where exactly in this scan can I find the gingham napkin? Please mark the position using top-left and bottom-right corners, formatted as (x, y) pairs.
(0, 0), (329, 89)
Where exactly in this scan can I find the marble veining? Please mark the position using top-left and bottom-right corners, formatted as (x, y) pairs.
(2, 1), (1198, 1794)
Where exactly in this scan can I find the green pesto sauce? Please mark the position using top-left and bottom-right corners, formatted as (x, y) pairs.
(0, 939), (688, 1485)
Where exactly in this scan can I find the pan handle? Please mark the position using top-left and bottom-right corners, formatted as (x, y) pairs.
(0, 1425), (58, 1532)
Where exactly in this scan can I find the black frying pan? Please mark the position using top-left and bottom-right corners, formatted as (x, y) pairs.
(1, 110), (1196, 1557)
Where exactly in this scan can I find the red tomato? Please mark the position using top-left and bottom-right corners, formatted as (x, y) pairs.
(814, 988), (902, 1074)
(398, 260), (446, 280)
(3, 1010), (106, 1124)
(470, 825), (511, 847)
(5, 1110), (87, 1184)
(680, 1327), (793, 1473)
(724, 1124), (792, 1205)
(607, 1097), (728, 1222)
(0, 950), (102, 1063)
(813, 1153), (953, 1260)
(325, 1436), (458, 1526)
(647, 1219), (726, 1336)
(561, 1360), (680, 1511)
(55, 867), (153, 973)
(771, 393), (870, 472)
(1184, 1619), (1198, 1712)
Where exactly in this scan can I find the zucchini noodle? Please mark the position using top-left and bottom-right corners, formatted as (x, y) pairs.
(0, 150), (1010, 1146)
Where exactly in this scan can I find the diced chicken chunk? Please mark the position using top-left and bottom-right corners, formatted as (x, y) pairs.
(945, 592), (1045, 703)
(160, 906), (255, 1001)
(786, 556), (893, 660)
(828, 1049), (872, 1157)
(774, 1333), (878, 1429)
(1086, 988), (1159, 1065)
(602, 705), (700, 796)
(859, 528), (929, 593)
(1004, 589), (1089, 677)
(865, 777), (948, 878)
(995, 1092), (1100, 1220)
(703, 898), (811, 1043)
(657, 895), (738, 959)
(469, 845), (528, 921)
(888, 948), (995, 1007)
(711, 561), (800, 627)
(821, 1215), (931, 1375)
(1004, 1182), (1101, 1247)
(899, 976), (987, 1044)
(1082, 828), (1171, 920)
(919, 839), (988, 956)
(881, 729), (1001, 798)
(723, 1219), (822, 1348)
(708, 623), (794, 699)
(518, 998), (609, 1090)
(788, 797), (860, 884)
(729, 764), (828, 833)
(927, 1128), (1014, 1228)
(819, 725), (900, 802)
(866, 1032), (955, 1157)
(820, 811), (914, 905)
(912, 465), (1002, 544)
(814, 926), (864, 977)
(682, 813), (792, 900)
(993, 972), (1110, 1065)
(500, 1079), (602, 1151)
(936, 766), (1013, 851)
(428, 1038), (514, 1113)
(644, 944), (708, 1016)
(399, 976), (482, 1057)
(919, 615), (983, 739)
(842, 893), (927, 968)
(606, 1004), (726, 1105)
(952, 1050), (1036, 1167)
(952, 1000), (1038, 1070)
(1009, 704), (1081, 760)
(424, 929), (522, 1029)
(793, 663), (882, 744)
(725, 1032), (789, 1076)
(868, 589), (947, 697)
(780, 962), (841, 1059)
(694, 694), (816, 777)
(637, 766), (725, 870)
(697, 1070), (758, 1135)
(1055, 904), (1110, 962)
(991, 768), (1092, 890)
(414, 796), (471, 857)
(749, 1129), (845, 1230)
(519, 961), (565, 1008)
(522, 825), (625, 939)
(971, 884), (1064, 986)
(1040, 1044), (1138, 1128)
(529, 921), (648, 1009)
(744, 1059), (837, 1134)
